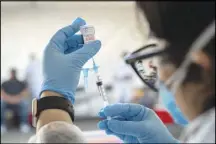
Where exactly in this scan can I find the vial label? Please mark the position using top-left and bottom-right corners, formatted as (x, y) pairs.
(83, 34), (95, 43)
(80, 25), (95, 44)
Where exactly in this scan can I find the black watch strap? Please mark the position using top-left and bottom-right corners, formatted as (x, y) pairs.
(36, 96), (74, 122)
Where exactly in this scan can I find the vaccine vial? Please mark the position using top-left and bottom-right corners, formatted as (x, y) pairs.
(80, 25), (95, 44)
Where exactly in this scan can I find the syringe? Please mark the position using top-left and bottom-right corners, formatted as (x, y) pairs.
(92, 58), (111, 120)
(80, 25), (111, 120)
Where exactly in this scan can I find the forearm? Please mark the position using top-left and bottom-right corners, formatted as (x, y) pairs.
(2, 93), (22, 104)
(2, 91), (20, 99)
(36, 91), (73, 132)
(1, 92), (12, 102)
(20, 88), (29, 98)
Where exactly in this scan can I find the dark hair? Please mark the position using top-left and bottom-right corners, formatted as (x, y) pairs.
(10, 68), (17, 79)
(136, 2), (215, 111)
(10, 68), (17, 75)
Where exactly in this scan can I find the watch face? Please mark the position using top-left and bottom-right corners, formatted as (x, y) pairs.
(32, 98), (37, 127)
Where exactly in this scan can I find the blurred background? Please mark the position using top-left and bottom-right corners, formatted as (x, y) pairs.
(1, 2), (183, 143)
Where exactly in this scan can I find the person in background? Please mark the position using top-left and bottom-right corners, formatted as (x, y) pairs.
(113, 51), (134, 103)
(1, 68), (30, 133)
(25, 53), (43, 99)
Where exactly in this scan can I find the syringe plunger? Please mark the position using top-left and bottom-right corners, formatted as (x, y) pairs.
(96, 75), (107, 100)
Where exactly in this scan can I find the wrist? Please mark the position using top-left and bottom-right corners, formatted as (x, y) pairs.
(41, 91), (63, 98)
(37, 109), (73, 132)
(34, 94), (74, 131)
(40, 86), (75, 104)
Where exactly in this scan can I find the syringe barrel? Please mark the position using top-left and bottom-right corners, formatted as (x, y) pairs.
(96, 81), (107, 101)
(93, 64), (109, 105)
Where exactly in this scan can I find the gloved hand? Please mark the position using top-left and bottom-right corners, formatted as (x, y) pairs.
(98, 103), (179, 143)
(41, 17), (101, 104)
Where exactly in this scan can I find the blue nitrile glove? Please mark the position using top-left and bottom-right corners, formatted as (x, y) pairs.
(98, 103), (179, 143)
(41, 17), (101, 104)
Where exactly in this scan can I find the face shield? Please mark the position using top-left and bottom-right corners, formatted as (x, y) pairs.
(125, 43), (166, 92)
(125, 20), (215, 94)
(164, 20), (215, 95)
(125, 21), (215, 125)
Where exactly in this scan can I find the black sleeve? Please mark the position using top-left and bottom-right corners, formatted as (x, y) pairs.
(21, 81), (27, 90)
(1, 81), (7, 91)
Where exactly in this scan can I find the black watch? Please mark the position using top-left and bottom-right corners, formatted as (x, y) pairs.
(32, 96), (74, 127)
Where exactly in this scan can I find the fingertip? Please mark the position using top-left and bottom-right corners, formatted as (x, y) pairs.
(98, 110), (106, 118)
(73, 17), (86, 26)
(100, 108), (104, 112)
(97, 120), (108, 130)
(103, 104), (121, 116)
(94, 40), (101, 45)
(70, 17), (86, 33)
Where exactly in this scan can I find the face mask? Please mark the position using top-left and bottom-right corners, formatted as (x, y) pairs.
(159, 81), (188, 125)
(159, 21), (215, 124)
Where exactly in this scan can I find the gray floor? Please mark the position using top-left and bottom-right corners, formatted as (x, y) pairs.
(1, 118), (183, 143)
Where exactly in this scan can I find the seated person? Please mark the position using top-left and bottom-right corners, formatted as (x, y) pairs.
(1, 68), (30, 133)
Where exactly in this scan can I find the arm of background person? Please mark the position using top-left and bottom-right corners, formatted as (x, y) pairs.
(1, 88), (11, 102)
(19, 81), (30, 98)
(1, 88), (26, 104)
(1, 82), (15, 102)
(14, 87), (29, 101)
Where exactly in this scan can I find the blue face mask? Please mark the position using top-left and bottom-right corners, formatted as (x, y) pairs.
(159, 82), (188, 125)
(157, 21), (215, 126)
